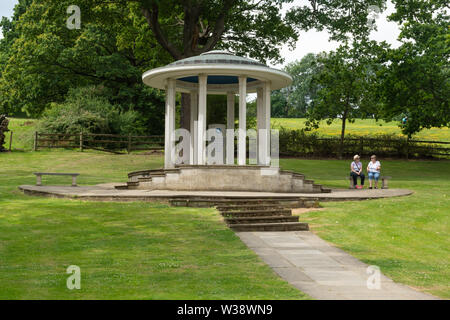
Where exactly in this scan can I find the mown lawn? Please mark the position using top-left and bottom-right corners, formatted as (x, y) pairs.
(272, 118), (450, 141)
(0, 150), (308, 299)
(281, 158), (450, 299)
(1, 150), (448, 299)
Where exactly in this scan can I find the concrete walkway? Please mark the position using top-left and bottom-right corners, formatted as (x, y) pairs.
(19, 184), (413, 201)
(237, 231), (437, 300)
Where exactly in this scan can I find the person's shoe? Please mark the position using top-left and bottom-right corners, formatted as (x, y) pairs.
(369, 187), (373, 189)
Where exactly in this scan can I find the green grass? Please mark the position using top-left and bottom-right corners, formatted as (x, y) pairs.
(1, 148), (448, 299)
(0, 150), (308, 299)
(280, 158), (450, 299)
(272, 118), (450, 141)
(3, 118), (37, 151)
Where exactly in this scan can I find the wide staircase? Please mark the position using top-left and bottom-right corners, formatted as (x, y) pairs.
(170, 197), (317, 232)
(116, 166), (332, 194)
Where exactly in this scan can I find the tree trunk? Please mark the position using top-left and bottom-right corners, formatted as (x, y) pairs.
(180, 93), (191, 131)
(339, 111), (347, 160)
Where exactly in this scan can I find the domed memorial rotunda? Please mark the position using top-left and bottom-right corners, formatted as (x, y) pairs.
(120, 51), (329, 193)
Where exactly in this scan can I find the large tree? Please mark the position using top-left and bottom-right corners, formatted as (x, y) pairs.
(0, 0), (168, 133)
(0, 0), (388, 129)
(378, 0), (449, 136)
(306, 40), (386, 158)
(272, 53), (321, 118)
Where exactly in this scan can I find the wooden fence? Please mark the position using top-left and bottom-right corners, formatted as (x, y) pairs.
(33, 132), (164, 154)
(33, 131), (450, 158)
(279, 135), (450, 159)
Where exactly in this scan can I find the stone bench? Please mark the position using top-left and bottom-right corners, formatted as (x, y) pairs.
(34, 172), (80, 187)
(347, 175), (391, 189)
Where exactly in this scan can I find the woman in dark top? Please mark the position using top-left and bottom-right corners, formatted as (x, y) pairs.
(350, 155), (365, 189)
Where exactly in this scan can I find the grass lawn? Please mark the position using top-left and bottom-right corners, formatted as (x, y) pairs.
(0, 150), (308, 299)
(1, 141), (448, 299)
(272, 118), (450, 141)
(281, 158), (450, 299)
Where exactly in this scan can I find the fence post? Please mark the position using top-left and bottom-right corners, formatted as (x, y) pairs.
(33, 131), (38, 151)
(127, 134), (131, 154)
(9, 131), (13, 151)
(80, 132), (83, 152)
(406, 137), (409, 160)
(360, 137), (364, 156)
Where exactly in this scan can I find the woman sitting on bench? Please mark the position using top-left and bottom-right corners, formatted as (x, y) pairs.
(350, 155), (365, 189)
(367, 154), (381, 189)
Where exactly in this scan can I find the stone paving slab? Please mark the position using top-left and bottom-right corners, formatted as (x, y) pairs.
(19, 184), (413, 201)
(237, 231), (439, 300)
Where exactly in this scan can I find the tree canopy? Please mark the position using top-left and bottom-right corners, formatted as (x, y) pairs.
(377, 0), (449, 136)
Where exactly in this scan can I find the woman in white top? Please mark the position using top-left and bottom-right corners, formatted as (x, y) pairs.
(367, 155), (381, 189)
(350, 155), (365, 189)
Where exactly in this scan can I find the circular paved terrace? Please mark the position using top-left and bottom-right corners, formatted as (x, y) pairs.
(18, 184), (413, 202)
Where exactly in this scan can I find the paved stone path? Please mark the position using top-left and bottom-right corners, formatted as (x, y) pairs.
(237, 231), (438, 300)
(19, 184), (413, 201)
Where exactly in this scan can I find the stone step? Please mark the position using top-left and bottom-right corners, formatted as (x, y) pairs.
(214, 199), (305, 206)
(114, 184), (128, 190)
(169, 198), (307, 208)
(220, 209), (292, 217)
(137, 177), (152, 182)
(230, 222), (309, 232)
(312, 184), (323, 192)
(128, 168), (179, 178)
(226, 215), (299, 224)
(216, 204), (287, 211)
(127, 181), (139, 187)
(321, 187), (332, 193)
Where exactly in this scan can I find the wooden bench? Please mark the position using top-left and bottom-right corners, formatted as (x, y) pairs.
(34, 172), (80, 187)
(347, 176), (391, 189)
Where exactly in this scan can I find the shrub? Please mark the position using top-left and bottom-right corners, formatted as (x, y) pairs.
(38, 86), (145, 136)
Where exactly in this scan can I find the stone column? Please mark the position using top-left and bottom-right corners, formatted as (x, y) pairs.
(189, 90), (198, 165)
(197, 74), (207, 165)
(164, 79), (176, 169)
(238, 76), (247, 166)
(226, 92), (235, 165)
(264, 81), (272, 165)
(256, 86), (265, 165)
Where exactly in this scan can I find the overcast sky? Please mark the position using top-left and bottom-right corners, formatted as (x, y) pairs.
(0, 0), (402, 67)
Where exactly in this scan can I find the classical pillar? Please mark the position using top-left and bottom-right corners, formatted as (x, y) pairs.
(226, 92), (235, 165)
(164, 78), (176, 168)
(197, 74), (207, 165)
(264, 81), (271, 165)
(256, 86), (264, 165)
(189, 90), (198, 165)
(238, 76), (247, 166)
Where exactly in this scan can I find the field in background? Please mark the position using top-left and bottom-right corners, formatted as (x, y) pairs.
(272, 118), (450, 141)
(4, 118), (450, 153)
(3, 118), (37, 150)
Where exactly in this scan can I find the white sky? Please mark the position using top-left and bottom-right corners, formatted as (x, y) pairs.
(1, 0), (402, 67)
